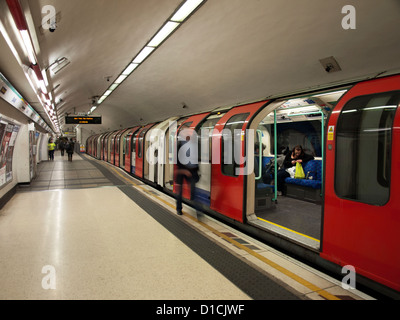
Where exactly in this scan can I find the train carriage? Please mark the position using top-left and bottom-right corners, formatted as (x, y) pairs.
(86, 74), (400, 294)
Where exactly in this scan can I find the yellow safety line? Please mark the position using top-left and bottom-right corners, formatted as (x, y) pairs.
(100, 160), (340, 300)
(257, 217), (320, 243)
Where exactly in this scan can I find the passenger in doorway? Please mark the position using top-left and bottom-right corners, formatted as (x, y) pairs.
(66, 138), (75, 162)
(48, 138), (56, 161)
(175, 129), (200, 216)
(277, 145), (314, 195)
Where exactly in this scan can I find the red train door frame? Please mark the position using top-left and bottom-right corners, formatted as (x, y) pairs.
(134, 123), (156, 178)
(101, 133), (110, 161)
(112, 129), (127, 166)
(173, 113), (210, 199)
(124, 127), (140, 173)
(321, 75), (400, 291)
(210, 101), (268, 222)
(109, 131), (119, 165)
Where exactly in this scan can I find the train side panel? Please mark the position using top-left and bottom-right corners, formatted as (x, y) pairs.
(321, 75), (400, 291)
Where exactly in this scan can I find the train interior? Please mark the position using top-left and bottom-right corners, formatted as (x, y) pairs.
(246, 89), (349, 251)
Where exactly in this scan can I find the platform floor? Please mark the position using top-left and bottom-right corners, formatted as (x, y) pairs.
(0, 151), (373, 300)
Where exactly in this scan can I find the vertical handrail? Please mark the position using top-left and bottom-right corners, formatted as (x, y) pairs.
(272, 110), (278, 202)
(255, 129), (262, 180)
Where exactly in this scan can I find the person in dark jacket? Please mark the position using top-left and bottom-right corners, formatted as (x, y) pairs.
(175, 129), (199, 216)
(59, 138), (65, 156)
(277, 145), (314, 195)
(66, 138), (75, 162)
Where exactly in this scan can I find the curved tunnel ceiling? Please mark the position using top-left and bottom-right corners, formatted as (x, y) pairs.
(1, 0), (399, 135)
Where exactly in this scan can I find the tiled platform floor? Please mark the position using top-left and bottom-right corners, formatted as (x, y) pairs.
(18, 152), (115, 192)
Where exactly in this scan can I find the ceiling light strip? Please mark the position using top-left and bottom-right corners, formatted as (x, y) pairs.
(5, 0), (58, 131)
(89, 0), (206, 114)
(171, 0), (204, 22)
(148, 21), (180, 47)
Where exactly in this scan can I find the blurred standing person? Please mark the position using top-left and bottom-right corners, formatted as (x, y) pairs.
(59, 138), (65, 156)
(66, 138), (75, 162)
(48, 138), (56, 161)
(175, 128), (200, 216)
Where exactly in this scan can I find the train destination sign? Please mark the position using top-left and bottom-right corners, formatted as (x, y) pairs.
(65, 116), (102, 124)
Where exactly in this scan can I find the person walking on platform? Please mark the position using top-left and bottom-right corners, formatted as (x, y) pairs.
(48, 138), (56, 161)
(66, 138), (75, 162)
(175, 128), (200, 216)
(59, 138), (65, 156)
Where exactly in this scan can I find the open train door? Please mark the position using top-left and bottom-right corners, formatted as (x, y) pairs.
(146, 117), (178, 185)
(321, 75), (400, 292)
(210, 101), (268, 222)
(173, 113), (210, 200)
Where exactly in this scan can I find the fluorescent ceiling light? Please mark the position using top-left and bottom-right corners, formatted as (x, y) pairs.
(50, 57), (70, 74)
(109, 83), (119, 90)
(133, 47), (155, 64)
(122, 63), (139, 76)
(148, 22), (179, 47)
(19, 30), (37, 64)
(42, 70), (49, 86)
(114, 75), (127, 84)
(104, 90), (112, 96)
(39, 80), (47, 94)
(98, 96), (107, 104)
(171, 0), (204, 22)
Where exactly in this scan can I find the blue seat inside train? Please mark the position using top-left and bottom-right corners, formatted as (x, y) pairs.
(285, 160), (322, 189)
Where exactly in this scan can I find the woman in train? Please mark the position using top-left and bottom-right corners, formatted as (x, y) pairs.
(277, 145), (314, 195)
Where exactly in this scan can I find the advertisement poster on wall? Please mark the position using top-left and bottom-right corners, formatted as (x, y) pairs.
(6, 125), (20, 182)
(0, 121), (14, 187)
(0, 118), (20, 188)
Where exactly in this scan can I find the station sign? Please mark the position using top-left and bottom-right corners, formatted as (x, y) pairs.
(65, 116), (102, 124)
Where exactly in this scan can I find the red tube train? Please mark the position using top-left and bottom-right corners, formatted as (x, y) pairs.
(86, 74), (400, 297)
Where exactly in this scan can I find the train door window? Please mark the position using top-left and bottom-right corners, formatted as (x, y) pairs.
(335, 91), (400, 205)
(133, 131), (139, 157)
(167, 118), (188, 162)
(198, 114), (225, 163)
(123, 134), (129, 166)
(222, 113), (250, 176)
(138, 130), (145, 158)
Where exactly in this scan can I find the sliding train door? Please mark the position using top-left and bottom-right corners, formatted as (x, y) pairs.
(321, 75), (400, 292)
(135, 123), (155, 179)
(210, 101), (268, 222)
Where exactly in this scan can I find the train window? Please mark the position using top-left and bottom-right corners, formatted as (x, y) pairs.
(133, 131), (139, 157)
(222, 113), (250, 176)
(198, 114), (225, 163)
(273, 120), (322, 157)
(335, 91), (400, 206)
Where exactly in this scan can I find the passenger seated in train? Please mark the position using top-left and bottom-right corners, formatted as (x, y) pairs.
(277, 145), (314, 196)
